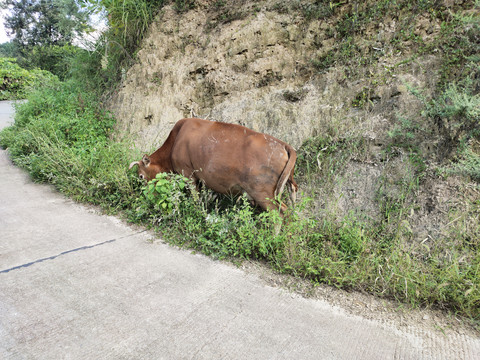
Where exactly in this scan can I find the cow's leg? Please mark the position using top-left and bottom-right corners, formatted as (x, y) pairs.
(236, 191), (255, 207)
(251, 191), (287, 214)
(250, 191), (286, 235)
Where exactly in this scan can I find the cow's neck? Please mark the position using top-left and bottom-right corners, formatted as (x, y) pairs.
(149, 118), (188, 173)
(150, 138), (174, 173)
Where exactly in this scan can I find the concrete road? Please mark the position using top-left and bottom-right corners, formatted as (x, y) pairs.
(1, 100), (479, 359)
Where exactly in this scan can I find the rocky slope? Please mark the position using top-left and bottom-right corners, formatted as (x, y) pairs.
(110, 1), (436, 147)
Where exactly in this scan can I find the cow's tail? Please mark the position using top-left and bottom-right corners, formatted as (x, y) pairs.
(274, 145), (298, 207)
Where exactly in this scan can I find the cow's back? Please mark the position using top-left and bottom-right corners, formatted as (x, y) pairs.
(170, 119), (292, 203)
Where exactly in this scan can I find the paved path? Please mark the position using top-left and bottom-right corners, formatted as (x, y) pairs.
(1, 100), (479, 359)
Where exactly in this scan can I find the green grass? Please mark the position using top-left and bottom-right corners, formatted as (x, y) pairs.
(79, 0), (167, 91)
(0, 80), (141, 211)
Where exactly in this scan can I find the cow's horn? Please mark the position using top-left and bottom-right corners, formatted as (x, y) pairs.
(129, 161), (140, 170)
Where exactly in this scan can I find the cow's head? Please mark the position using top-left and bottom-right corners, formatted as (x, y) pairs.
(129, 154), (159, 182)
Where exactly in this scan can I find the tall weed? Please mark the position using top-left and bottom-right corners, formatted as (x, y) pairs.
(81, 0), (166, 91)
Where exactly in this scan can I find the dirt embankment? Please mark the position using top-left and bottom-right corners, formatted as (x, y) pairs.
(110, 1), (435, 148)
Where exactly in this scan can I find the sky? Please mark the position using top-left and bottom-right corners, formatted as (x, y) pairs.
(0, 10), (11, 44)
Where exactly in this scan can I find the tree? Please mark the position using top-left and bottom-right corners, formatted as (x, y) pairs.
(2, 0), (91, 48)
(0, 41), (18, 58)
(1, 0), (92, 78)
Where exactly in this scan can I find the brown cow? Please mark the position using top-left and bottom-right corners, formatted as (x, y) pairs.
(129, 118), (298, 212)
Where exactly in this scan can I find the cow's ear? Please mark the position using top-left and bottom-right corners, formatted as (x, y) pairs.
(142, 154), (151, 167)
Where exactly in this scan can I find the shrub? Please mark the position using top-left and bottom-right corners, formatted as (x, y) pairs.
(82, 0), (167, 90)
(24, 45), (84, 80)
(0, 58), (57, 100)
(143, 172), (190, 216)
(426, 82), (480, 153)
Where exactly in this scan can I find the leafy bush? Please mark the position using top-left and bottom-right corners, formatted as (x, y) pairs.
(23, 45), (84, 80)
(143, 173), (190, 215)
(0, 58), (57, 100)
(137, 173), (284, 260)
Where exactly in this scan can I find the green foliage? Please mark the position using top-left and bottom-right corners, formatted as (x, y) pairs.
(305, 0), (477, 77)
(2, 0), (91, 47)
(386, 116), (430, 177)
(143, 173), (189, 214)
(426, 82), (480, 147)
(25, 44), (84, 80)
(91, 0), (165, 50)
(1, 0), (91, 79)
(447, 145), (480, 182)
(406, 78), (480, 159)
(311, 50), (335, 73)
(433, 2), (480, 86)
(296, 135), (341, 173)
(82, 0), (166, 90)
(213, 0), (226, 9)
(387, 117), (420, 148)
(131, 173), (286, 260)
(336, 221), (367, 262)
(0, 58), (58, 100)
(296, 135), (356, 192)
(0, 42), (18, 58)
(0, 80), (138, 209)
(352, 86), (376, 109)
(187, 196), (284, 260)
